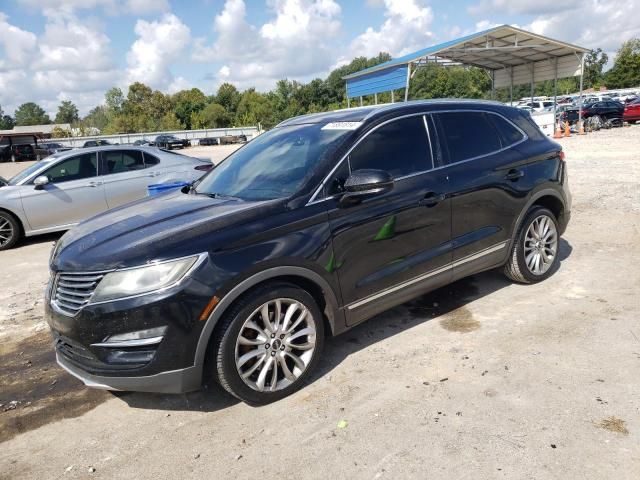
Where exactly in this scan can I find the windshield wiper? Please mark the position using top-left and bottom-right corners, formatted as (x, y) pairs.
(199, 192), (242, 201)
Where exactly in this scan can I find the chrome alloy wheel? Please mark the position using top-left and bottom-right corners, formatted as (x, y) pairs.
(524, 214), (558, 275)
(0, 215), (15, 248)
(234, 298), (317, 392)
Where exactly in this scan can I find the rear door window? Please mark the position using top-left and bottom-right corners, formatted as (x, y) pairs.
(348, 115), (432, 178)
(103, 150), (146, 174)
(434, 112), (501, 164)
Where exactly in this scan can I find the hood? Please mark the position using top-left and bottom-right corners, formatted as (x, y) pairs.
(53, 190), (281, 271)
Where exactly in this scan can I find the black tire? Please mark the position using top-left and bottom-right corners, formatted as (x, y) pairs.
(0, 210), (22, 250)
(207, 282), (325, 405)
(504, 206), (560, 284)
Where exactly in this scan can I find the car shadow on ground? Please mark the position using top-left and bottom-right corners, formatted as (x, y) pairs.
(17, 232), (63, 248)
(117, 238), (573, 413)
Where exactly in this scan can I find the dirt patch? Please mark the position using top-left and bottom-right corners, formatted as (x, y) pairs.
(0, 331), (109, 443)
(439, 307), (480, 333)
(406, 277), (481, 333)
(596, 416), (629, 435)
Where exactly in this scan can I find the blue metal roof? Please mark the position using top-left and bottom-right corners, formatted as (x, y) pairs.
(346, 65), (408, 99)
(343, 25), (499, 80)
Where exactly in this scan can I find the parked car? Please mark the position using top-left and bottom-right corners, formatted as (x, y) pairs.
(517, 100), (554, 112)
(155, 135), (190, 150)
(44, 100), (571, 404)
(219, 134), (247, 145)
(0, 146), (213, 250)
(0, 143), (37, 162)
(623, 97), (640, 124)
(83, 140), (113, 148)
(198, 137), (219, 146)
(133, 139), (152, 146)
(38, 142), (72, 157)
(579, 100), (625, 121)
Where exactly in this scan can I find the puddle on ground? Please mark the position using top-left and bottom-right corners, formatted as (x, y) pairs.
(0, 331), (109, 442)
(406, 277), (481, 333)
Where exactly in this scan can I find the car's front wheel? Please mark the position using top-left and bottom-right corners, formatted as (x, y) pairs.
(504, 206), (560, 284)
(0, 211), (21, 250)
(208, 283), (324, 404)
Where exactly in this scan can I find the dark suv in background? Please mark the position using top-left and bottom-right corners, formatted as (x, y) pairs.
(46, 100), (571, 404)
(154, 135), (191, 149)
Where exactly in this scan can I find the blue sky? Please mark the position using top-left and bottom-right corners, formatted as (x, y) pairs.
(0, 0), (638, 116)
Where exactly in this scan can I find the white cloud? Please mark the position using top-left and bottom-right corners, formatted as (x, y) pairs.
(125, 13), (191, 89)
(16, 0), (168, 16)
(343, 0), (433, 61)
(0, 11), (117, 117)
(0, 12), (37, 66)
(468, 0), (583, 16)
(194, 0), (342, 90)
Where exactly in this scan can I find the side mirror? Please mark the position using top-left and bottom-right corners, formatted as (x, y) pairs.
(34, 175), (49, 190)
(340, 169), (393, 206)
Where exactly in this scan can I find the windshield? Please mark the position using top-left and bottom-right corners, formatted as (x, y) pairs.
(195, 124), (352, 201)
(8, 159), (55, 185)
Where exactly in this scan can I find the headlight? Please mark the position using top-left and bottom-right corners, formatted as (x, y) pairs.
(91, 254), (204, 303)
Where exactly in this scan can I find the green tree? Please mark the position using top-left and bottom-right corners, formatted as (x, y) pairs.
(235, 89), (278, 128)
(606, 38), (640, 88)
(82, 105), (109, 131)
(172, 88), (208, 129)
(191, 102), (230, 129)
(215, 83), (241, 114)
(583, 48), (608, 88)
(105, 87), (125, 116)
(54, 100), (79, 124)
(14, 102), (51, 126)
(50, 125), (72, 138)
(0, 105), (14, 130)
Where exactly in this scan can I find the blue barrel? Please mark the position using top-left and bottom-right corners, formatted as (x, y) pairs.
(147, 181), (191, 196)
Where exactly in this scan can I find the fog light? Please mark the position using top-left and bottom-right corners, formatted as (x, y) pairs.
(91, 326), (167, 348)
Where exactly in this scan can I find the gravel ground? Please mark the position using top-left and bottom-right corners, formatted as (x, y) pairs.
(0, 128), (639, 479)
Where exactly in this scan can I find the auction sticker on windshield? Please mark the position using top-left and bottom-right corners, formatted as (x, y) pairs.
(321, 122), (362, 130)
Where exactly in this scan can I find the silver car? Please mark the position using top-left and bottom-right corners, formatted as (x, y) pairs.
(0, 146), (212, 250)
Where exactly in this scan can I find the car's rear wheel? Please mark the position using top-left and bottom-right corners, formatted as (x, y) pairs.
(504, 207), (560, 284)
(208, 283), (324, 404)
(0, 211), (21, 250)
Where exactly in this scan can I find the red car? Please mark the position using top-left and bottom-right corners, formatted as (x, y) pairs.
(623, 97), (640, 124)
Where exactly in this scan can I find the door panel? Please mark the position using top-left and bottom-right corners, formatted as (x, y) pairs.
(433, 111), (530, 263)
(20, 152), (107, 231)
(329, 171), (452, 325)
(101, 150), (155, 208)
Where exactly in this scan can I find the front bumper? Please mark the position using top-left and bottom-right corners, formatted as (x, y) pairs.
(57, 352), (201, 393)
(45, 265), (219, 393)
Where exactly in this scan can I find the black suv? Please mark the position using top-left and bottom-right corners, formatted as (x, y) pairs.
(46, 100), (571, 404)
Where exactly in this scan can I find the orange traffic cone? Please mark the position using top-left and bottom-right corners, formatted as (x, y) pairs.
(578, 120), (586, 135)
(553, 122), (563, 139)
(563, 121), (571, 137)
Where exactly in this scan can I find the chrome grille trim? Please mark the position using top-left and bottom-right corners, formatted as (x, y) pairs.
(51, 271), (109, 317)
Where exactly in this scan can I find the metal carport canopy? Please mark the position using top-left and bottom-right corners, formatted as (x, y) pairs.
(343, 24), (589, 101)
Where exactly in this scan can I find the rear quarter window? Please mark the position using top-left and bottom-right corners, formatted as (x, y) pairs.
(487, 114), (525, 148)
(435, 112), (502, 164)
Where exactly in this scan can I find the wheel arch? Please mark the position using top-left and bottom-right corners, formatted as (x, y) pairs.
(193, 266), (344, 369)
(509, 189), (566, 248)
(0, 206), (25, 236)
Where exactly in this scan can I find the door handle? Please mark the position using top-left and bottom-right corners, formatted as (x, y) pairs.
(504, 169), (524, 181)
(147, 172), (160, 177)
(419, 192), (445, 207)
(87, 181), (103, 187)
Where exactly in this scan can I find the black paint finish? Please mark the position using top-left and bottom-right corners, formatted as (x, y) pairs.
(46, 100), (571, 391)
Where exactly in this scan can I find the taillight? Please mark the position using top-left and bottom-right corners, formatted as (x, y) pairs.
(195, 164), (213, 172)
(559, 150), (565, 161)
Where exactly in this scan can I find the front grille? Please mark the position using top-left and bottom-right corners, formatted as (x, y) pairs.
(51, 271), (106, 316)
